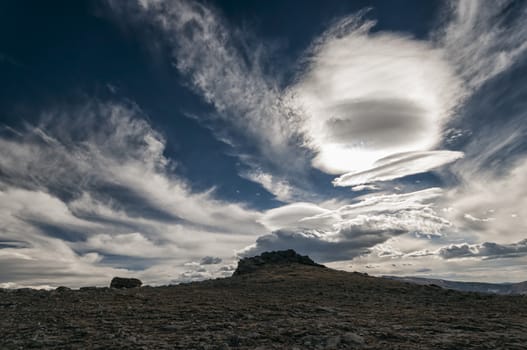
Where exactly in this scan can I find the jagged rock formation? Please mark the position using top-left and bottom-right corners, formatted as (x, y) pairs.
(110, 277), (142, 289)
(233, 249), (325, 276)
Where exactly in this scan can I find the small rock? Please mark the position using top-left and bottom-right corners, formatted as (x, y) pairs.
(126, 336), (137, 343)
(315, 306), (336, 313)
(342, 332), (365, 345)
(326, 335), (341, 347)
(227, 334), (241, 347)
(161, 324), (181, 331)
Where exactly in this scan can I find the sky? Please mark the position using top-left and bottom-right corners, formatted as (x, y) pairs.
(1, 0), (527, 288)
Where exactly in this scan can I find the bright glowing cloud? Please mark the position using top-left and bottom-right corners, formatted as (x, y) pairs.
(289, 15), (465, 176)
(333, 150), (464, 187)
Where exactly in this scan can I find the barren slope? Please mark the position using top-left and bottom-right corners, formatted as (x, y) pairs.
(1, 264), (526, 349)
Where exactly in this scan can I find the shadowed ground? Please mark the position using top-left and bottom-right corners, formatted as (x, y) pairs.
(1, 263), (526, 349)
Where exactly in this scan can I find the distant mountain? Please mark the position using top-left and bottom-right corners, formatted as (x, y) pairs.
(384, 276), (527, 295)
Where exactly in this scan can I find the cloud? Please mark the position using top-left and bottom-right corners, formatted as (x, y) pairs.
(440, 157), (527, 246)
(351, 184), (381, 192)
(235, 0), (527, 280)
(0, 101), (267, 287)
(439, 240), (527, 260)
(73, 232), (181, 258)
(259, 202), (332, 231)
(436, 0), (527, 89)
(240, 170), (295, 202)
(109, 0), (527, 197)
(288, 14), (465, 176)
(113, 0), (307, 171)
(200, 256), (222, 265)
(241, 188), (450, 262)
(333, 151), (464, 187)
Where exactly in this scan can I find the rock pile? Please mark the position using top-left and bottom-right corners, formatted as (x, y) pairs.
(233, 249), (325, 276)
(110, 277), (142, 289)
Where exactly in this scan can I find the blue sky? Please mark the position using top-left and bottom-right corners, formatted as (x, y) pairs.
(1, 0), (527, 288)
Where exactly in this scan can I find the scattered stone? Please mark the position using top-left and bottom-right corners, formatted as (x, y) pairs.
(110, 277), (142, 289)
(342, 332), (365, 345)
(326, 335), (341, 347)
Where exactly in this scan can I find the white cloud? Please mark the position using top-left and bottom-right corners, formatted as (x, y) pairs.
(442, 158), (527, 245)
(200, 256), (222, 265)
(241, 188), (451, 262)
(241, 170), (295, 202)
(259, 202), (332, 231)
(438, 239), (527, 260)
(73, 232), (181, 258)
(333, 151), (464, 187)
(122, 0), (306, 170)
(351, 184), (381, 192)
(111, 0), (527, 193)
(0, 101), (267, 288)
(329, 251), (527, 283)
(436, 0), (527, 89)
(288, 15), (465, 176)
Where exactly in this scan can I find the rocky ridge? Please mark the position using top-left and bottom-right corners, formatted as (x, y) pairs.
(1, 250), (526, 349)
(233, 249), (325, 275)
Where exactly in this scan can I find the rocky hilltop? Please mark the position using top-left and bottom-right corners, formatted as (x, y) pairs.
(1, 250), (527, 349)
(233, 249), (325, 275)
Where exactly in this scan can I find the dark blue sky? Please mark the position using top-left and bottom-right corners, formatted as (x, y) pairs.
(1, 0), (526, 287)
(0, 0), (444, 209)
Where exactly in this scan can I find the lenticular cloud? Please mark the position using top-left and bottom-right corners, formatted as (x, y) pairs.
(288, 15), (466, 181)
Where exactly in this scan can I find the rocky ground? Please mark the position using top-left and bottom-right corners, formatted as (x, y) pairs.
(1, 252), (527, 349)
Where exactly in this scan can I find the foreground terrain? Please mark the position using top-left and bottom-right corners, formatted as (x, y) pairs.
(1, 252), (526, 349)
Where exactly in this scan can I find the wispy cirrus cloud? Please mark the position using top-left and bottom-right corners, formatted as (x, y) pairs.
(436, 0), (527, 90)
(118, 0), (306, 165)
(0, 101), (265, 288)
(239, 170), (296, 203)
(106, 0), (319, 202)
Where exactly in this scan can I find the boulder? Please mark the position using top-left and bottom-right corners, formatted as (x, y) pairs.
(233, 249), (324, 276)
(110, 277), (142, 289)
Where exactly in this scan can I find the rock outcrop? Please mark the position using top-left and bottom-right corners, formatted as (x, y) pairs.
(110, 277), (142, 289)
(233, 249), (325, 276)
